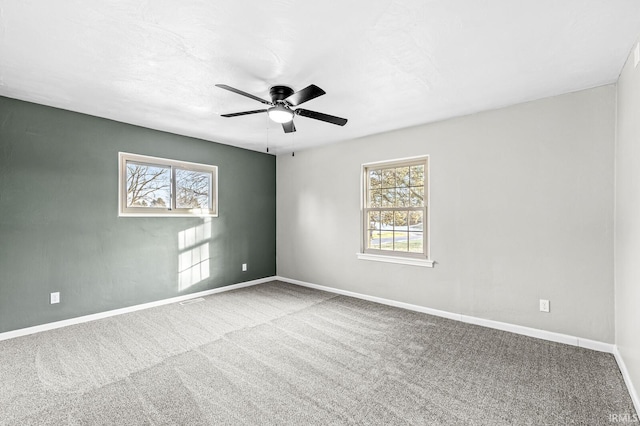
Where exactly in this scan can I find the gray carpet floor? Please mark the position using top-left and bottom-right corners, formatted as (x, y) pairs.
(0, 281), (636, 425)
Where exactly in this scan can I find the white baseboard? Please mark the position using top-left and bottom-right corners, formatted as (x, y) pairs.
(277, 276), (462, 321)
(0, 276), (275, 342)
(276, 276), (615, 354)
(614, 346), (640, 415)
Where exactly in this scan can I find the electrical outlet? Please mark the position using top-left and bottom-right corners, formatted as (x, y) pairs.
(50, 292), (60, 304)
(242, 263), (247, 272)
(539, 299), (550, 313)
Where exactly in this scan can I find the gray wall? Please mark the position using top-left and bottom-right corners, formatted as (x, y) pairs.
(277, 85), (616, 343)
(0, 96), (276, 333)
(615, 39), (640, 403)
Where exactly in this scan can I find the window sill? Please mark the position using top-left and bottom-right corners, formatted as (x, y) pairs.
(118, 213), (218, 218)
(356, 253), (434, 267)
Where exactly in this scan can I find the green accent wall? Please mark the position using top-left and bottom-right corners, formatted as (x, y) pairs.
(0, 96), (276, 333)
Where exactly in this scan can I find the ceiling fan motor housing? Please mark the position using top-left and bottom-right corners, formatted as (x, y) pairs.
(270, 86), (294, 103)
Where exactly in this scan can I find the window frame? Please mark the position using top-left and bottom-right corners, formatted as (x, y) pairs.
(118, 152), (218, 218)
(358, 155), (432, 267)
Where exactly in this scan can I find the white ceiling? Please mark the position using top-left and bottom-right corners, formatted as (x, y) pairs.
(1, 1), (639, 155)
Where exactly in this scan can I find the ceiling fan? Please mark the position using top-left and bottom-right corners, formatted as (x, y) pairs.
(216, 84), (348, 133)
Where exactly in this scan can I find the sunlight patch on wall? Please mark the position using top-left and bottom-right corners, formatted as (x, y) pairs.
(178, 218), (212, 291)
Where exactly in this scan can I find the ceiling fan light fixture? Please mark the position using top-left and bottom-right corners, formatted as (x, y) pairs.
(267, 104), (294, 123)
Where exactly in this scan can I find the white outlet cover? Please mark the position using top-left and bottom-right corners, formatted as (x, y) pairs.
(539, 299), (550, 313)
(50, 292), (60, 304)
(242, 263), (247, 272)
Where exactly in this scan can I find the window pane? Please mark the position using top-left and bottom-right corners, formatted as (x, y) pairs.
(394, 211), (408, 230)
(381, 168), (395, 188)
(369, 169), (382, 189)
(369, 189), (382, 208)
(126, 162), (170, 208)
(394, 232), (409, 251)
(368, 230), (381, 249)
(410, 165), (424, 187)
(176, 169), (211, 209)
(409, 232), (423, 253)
(410, 187), (424, 207)
(368, 211), (381, 230)
(409, 211), (423, 231)
(380, 229), (394, 250)
(381, 188), (395, 207)
(396, 187), (410, 207)
(396, 166), (410, 187)
(381, 211), (394, 229)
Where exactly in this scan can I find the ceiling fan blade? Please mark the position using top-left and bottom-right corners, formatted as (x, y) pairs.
(295, 109), (348, 126)
(215, 84), (272, 106)
(282, 121), (296, 133)
(285, 84), (326, 106)
(220, 109), (268, 118)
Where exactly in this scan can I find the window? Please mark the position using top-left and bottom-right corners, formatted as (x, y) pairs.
(119, 152), (218, 217)
(359, 156), (432, 267)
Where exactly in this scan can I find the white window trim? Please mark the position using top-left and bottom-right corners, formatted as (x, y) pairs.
(358, 155), (432, 267)
(118, 152), (218, 218)
(356, 252), (434, 267)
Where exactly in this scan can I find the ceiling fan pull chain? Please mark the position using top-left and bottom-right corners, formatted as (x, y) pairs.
(266, 114), (270, 153)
